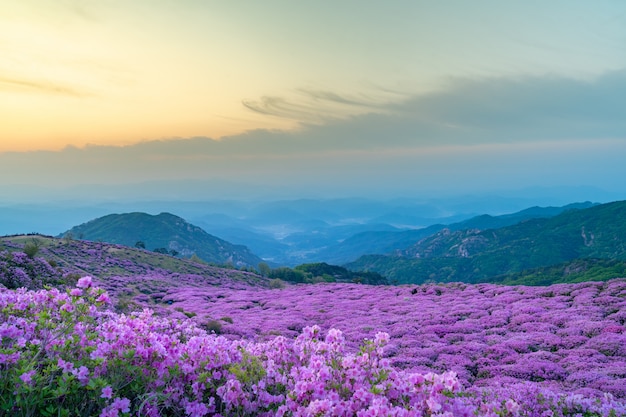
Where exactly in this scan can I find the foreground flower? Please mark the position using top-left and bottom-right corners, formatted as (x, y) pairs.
(101, 386), (113, 399)
(76, 275), (93, 289)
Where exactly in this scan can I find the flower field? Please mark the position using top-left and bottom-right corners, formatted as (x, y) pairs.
(142, 279), (626, 399)
(1, 239), (626, 416)
(2, 277), (626, 417)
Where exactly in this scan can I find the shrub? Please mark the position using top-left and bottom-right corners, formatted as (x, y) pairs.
(115, 294), (140, 313)
(268, 278), (285, 289)
(23, 239), (41, 259)
(0, 250), (64, 290)
(203, 319), (223, 334)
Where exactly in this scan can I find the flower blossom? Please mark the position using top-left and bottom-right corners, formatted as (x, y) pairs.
(76, 276), (93, 289)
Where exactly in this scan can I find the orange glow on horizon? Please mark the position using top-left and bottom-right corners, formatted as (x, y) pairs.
(0, 108), (299, 153)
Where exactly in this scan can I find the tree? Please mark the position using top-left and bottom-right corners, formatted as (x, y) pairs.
(23, 238), (42, 259)
(268, 278), (285, 289)
(257, 262), (271, 277)
(135, 241), (146, 249)
(269, 267), (307, 283)
(190, 254), (206, 264)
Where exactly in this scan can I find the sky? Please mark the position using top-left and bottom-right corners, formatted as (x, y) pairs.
(1, 1), (626, 203)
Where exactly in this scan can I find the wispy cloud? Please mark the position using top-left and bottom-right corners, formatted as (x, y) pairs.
(394, 70), (626, 142)
(65, 0), (100, 22)
(242, 87), (404, 124)
(239, 70), (626, 152)
(0, 75), (90, 97)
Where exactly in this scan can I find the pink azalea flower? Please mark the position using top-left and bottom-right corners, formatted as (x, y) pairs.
(19, 370), (36, 385)
(76, 276), (93, 289)
(101, 386), (113, 399)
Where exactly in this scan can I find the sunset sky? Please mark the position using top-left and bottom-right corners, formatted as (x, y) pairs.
(1, 1), (626, 202)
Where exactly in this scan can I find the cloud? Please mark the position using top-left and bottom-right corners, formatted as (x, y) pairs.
(237, 70), (626, 153)
(1, 70), (625, 199)
(242, 87), (404, 124)
(394, 71), (626, 142)
(9, 70), (626, 158)
(0, 75), (90, 97)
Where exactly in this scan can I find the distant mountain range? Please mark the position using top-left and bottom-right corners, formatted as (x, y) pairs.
(1, 195), (612, 266)
(316, 202), (597, 264)
(59, 212), (263, 268)
(4, 199), (626, 289)
(192, 200), (599, 265)
(55, 201), (604, 273)
(346, 200), (626, 284)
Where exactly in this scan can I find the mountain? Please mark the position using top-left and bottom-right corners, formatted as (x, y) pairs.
(316, 201), (597, 264)
(314, 227), (444, 265)
(449, 201), (598, 231)
(404, 200), (623, 260)
(192, 225), (291, 264)
(189, 198), (467, 266)
(346, 200), (626, 285)
(0, 196), (602, 266)
(60, 212), (263, 267)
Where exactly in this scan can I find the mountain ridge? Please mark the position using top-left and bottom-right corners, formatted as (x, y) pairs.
(346, 200), (626, 284)
(315, 201), (597, 264)
(60, 212), (263, 267)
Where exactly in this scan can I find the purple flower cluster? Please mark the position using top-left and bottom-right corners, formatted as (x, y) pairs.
(0, 250), (61, 289)
(3, 282), (625, 415)
(131, 279), (626, 403)
(0, 283), (535, 416)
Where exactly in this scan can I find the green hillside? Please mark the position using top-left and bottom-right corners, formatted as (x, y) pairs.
(60, 212), (263, 267)
(316, 201), (596, 264)
(347, 200), (626, 285)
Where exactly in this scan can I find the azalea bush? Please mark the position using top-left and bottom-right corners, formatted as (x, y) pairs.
(2, 279), (626, 416)
(0, 250), (66, 290)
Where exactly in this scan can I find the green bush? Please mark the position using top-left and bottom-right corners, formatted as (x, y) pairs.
(23, 239), (41, 259)
(268, 278), (285, 289)
(203, 320), (223, 334)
